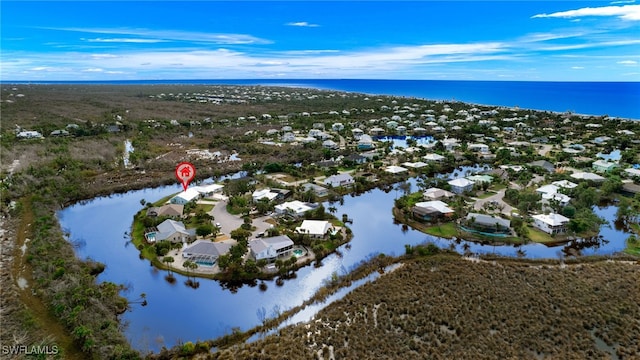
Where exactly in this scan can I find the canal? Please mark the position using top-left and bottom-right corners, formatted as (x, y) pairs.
(57, 169), (631, 352)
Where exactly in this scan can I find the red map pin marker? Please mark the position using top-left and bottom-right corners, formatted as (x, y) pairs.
(175, 162), (196, 191)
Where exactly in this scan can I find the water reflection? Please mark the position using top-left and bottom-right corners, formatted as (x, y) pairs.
(57, 169), (632, 352)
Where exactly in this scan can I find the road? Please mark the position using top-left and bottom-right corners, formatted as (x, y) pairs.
(473, 188), (514, 216)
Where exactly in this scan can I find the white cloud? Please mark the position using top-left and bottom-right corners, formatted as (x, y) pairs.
(82, 68), (104, 72)
(43, 27), (272, 45)
(538, 39), (640, 51)
(83, 38), (167, 43)
(610, 0), (635, 4)
(618, 60), (638, 64)
(286, 22), (320, 27)
(532, 4), (640, 21)
(571, 66), (585, 69)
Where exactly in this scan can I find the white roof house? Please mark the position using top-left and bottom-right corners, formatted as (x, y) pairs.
(423, 187), (455, 200)
(551, 180), (578, 189)
(252, 188), (279, 203)
(170, 188), (202, 205)
(448, 178), (475, 194)
(414, 201), (454, 215)
(531, 213), (570, 235)
(385, 165), (409, 174)
(249, 235), (294, 261)
(324, 173), (355, 188)
(402, 161), (428, 169)
(624, 168), (640, 178)
(570, 172), (606, 182)
(541, 192), (571, 206)
(274, 201), (314, 217)
(536, 184), (560, 196)
(423, 153), (446, 162)
(295, 220), (333, 238)
(192, 184), (224, 196)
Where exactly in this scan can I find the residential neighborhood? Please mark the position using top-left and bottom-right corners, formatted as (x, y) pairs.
(129, 88), (640, 279)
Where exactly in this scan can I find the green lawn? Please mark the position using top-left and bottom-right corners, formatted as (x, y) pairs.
(424, 222), (458, 238)
(477, 191), (497, 199)
(525, 226), (557, 244)
(197, 203), (214, 213)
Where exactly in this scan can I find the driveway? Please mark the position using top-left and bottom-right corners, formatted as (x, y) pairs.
(210, 200), (243, 236)
(209, 200), (275, 238)
(473, 188), (514, 216)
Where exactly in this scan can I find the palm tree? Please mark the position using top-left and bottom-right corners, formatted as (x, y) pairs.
(328, 206), (337, 215)
(163, 256), (174, 274)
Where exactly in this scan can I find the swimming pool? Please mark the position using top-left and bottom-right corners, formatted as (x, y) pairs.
(196, 260), (215, 267)
(293, 249), (305, 257)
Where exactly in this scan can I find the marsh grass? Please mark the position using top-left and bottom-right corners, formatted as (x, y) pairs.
(212, 255), (640, 359)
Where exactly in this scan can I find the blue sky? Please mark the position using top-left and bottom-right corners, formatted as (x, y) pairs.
(1, 1), (639, 81)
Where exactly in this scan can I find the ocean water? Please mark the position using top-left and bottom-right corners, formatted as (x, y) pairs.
(15, 79), (640, 119)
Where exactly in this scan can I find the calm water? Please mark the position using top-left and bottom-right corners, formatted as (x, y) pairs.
(57, 169), (632, 353)
(16, 79), (640, 119)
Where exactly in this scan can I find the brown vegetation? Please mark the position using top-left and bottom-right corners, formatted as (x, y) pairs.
(214, 255), (640, 359)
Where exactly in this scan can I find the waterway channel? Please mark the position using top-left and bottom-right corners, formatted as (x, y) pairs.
(57, 169), (631, 353)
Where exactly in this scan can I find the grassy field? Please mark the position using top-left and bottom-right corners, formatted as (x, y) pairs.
(423, 222), (458, 238)
(525, 226), (557, 243)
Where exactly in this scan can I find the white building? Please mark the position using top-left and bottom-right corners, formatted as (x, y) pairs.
(324, 173), (355, 188)
(532, 213), (570, 235)
(448, 178), (475, 194)
(170, 188), (202, 205)
(385, 165), (408, 174)
(295, 220), (333, 239)
(249, 235), (294, 262)
(252, 188), (279, 203)
(274, 201), (314, 217)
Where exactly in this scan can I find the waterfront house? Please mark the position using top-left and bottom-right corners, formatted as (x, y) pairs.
(592, 160), (618, 173)
(274, 201), (315, 217)
(182, 240), (231, 265)
(531, 213), (570, 235)
(301, 183), (329, 197)
(357, 134), (374, 150)
(324, 173), (355, 188)
(412, 201), (455, 221)
(146, 204), (184, 218)
(351, 128), (364, 140)
(249, 235), (294, 262)
(464, 213), (511, 234)
(147, 219), (196, 243)
(448, 178), (475, 194)
(422, 187), (455, 201)
(170, 188), (201, 205)
(295, 220), (333, 239)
